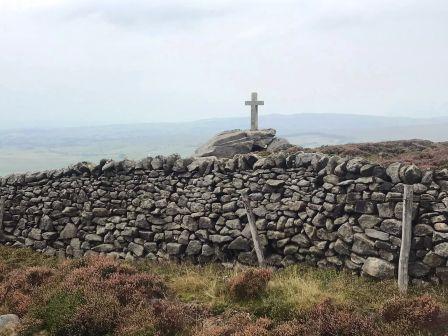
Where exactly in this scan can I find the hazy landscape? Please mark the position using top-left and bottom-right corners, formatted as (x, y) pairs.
(2, 1), (448, 335)
(1, 113), (448, 176)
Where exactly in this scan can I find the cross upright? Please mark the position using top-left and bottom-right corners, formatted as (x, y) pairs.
(245, 92), (264, 131)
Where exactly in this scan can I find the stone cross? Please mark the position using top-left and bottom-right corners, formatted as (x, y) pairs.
(245, 92), (264, 131)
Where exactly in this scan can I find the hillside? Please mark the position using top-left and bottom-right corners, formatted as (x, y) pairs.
(312, 139), (448, 170)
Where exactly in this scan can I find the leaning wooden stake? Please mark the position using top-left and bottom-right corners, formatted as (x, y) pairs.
(398, 185), (413, 294)
(241, 192), (265, 267)
(0, 196), (5, 237)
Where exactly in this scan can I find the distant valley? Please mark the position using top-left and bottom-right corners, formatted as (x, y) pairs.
(1, 113), (447, 176)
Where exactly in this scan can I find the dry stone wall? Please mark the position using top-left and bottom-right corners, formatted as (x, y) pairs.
(1, 152), (448, 285)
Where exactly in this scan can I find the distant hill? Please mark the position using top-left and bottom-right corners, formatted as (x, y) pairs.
(1, 113), (448, 175)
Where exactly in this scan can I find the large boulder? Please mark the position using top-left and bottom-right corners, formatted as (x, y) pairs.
(362, 257), (395, 279)
(194, 129), (286, 158)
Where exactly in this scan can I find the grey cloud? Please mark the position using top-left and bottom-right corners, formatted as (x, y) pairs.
(311, 0), (448, 31)
(46, 0), (234, 29)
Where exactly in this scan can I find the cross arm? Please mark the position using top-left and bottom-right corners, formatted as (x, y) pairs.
(245, 101), (264, 106)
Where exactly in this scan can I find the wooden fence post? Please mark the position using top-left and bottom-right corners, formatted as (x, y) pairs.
(398, 185), (413, 294)
(241, 191), (266, 267)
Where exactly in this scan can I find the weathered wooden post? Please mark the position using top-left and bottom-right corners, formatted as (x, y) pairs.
(0, 196), (5, 240)
(398, 185), (413, 293)
(241, 191), (265, 267)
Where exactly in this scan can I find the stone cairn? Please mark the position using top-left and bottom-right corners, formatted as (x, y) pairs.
(1, 150), (448, 285)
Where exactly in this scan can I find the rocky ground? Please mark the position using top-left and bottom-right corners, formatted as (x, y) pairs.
(0, 246), (448, 336)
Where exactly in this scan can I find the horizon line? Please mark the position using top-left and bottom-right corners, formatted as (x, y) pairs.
(1, 112), (446, 132)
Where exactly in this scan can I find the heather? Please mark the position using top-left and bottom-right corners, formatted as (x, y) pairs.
(311, 139), (448, 169)
(1, 246), (448, 335)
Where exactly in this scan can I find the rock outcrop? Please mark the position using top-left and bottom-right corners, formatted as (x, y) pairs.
(194, 128), (291, 158)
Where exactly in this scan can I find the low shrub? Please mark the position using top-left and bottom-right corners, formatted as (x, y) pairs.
(61, 256), (169, 305)
(68, 291), (121, 336)
(305, 299), (379, 336)
(152, 300), (205, 336)
(380, 295), (441, 331)
(1, 266), (54, 295)
(271, 322), (306, 336)
(5, 290), (33, 316)
(116, 300), (205, 336)
(32, 289), (121, 336)
(193, 312), (272, 336)
(62, 256), (137, 289)
(194, 300), (381, 336)
(5, 256), (198, 336)
(34, 291), (85, 335)
(113, 306), (156, 336)
(0, 266), (54, 316)
(233, 317), (272, 336)
(106, 272), (168, 305)
(227, 268), (272, 300)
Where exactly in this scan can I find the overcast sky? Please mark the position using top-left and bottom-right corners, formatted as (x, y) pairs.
(0, 0), (447, 129)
